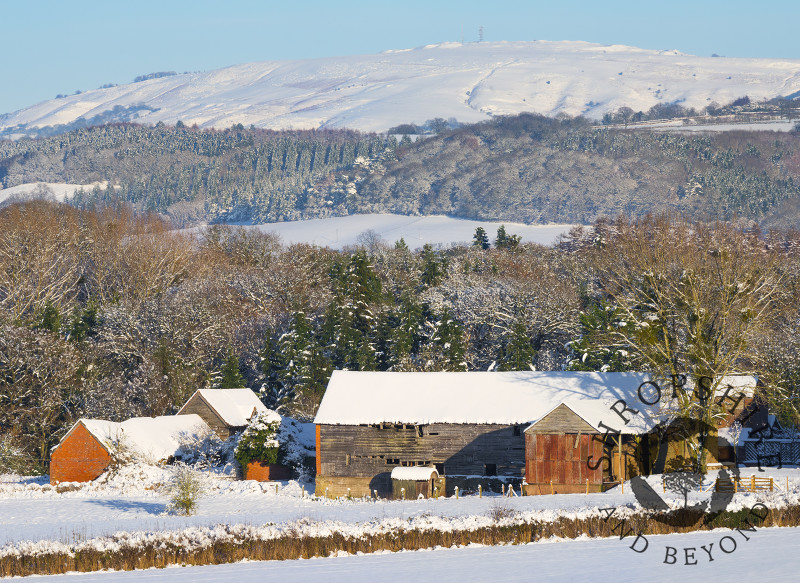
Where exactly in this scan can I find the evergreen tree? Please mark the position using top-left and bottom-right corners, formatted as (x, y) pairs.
(420, 243), (445, 287)
(37, 301), (61, 334)
(260, 330), (289, 406)
(497, 320), (536, 371)
(472, 226), (490, 250)
(324, 251), (383, 370)
(433, 308), (467, 371)
(495, 225), (522, 249)
(219, 347), (246, 388)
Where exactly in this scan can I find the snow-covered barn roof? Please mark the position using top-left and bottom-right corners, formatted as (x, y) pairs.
(179, 389), (268, 427)
(315, 371), (654, 431)
(315, 371), (759, 436)
(64, 414), (212, 462)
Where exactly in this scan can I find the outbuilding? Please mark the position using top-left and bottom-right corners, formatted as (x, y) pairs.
(50, 414), (211, 484)
(391, 466), (443, 499)
(314, 370), (657, 498)
(177, 388), (268, 439)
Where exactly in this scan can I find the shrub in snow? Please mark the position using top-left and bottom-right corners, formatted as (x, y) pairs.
(166, 463), (206, 515)
(234, 411), (281, 469)
(0, 434), (32, 475)
(176, 432), (235, 470)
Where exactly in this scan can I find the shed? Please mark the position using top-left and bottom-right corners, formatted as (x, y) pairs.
(391, 466), (443, 499)
(50, 414), (212, 484)
(177, 389), (268, 439)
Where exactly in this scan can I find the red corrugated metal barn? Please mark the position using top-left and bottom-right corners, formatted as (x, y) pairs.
(524, 404), (605, 494)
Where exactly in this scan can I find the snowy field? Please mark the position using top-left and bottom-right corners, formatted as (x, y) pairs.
(2, 466), (798, 548)
(247, 214), (575, 249)
(24, 526), (800, 582)
(0, 181), (111, 206)
(5, 40), (800, 133)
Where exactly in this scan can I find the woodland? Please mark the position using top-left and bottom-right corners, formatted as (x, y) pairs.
(1, 200), (799, 473)
(4, 113), (800, 229)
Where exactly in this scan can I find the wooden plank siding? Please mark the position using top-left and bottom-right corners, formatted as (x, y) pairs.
(178, 394), (238, 440)
(317, 423), (526, 491)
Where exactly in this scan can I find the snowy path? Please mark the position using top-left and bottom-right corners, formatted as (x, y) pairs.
(23, 527), (800, 582)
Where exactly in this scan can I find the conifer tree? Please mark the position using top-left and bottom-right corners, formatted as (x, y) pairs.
(219, 347), (246, 388)
(420, 243), (445, 287)
(497, 320), (536, 371)
(472, 226), (490, 250)
(433, 308), (467, 371)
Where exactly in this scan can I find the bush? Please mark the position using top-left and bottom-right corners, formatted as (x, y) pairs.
(166, 463), (205, 515)
(0, 434), (34, 475)
(234, 411), (281, 469)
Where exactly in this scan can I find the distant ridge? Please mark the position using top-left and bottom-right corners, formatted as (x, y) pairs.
(4, 40), (800, 135)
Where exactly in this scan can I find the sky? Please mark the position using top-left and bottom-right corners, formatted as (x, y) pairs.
(3, 0), (800, 115)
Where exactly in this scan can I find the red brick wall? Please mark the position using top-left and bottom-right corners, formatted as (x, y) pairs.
(50, 423), (112, 484)
(245, 462), (292, 481)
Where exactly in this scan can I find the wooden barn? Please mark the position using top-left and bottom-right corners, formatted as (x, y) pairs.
(177, 388), (268, 439)
(50, 414), (212, 484)
(314, 371), (657, 498)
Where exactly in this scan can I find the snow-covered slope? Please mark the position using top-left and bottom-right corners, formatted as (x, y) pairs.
(0, 181), (111, 205)
(4, 41), (800, 133)
(245, 214), (573, 249)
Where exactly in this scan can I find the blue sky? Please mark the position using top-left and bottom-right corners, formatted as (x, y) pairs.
(3, 0), (800, 115)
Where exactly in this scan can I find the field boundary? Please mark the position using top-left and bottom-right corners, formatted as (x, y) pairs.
(2, 504), (799, 577)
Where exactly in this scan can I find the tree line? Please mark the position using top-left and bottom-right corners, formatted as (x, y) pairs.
(1, 200), (799, 473)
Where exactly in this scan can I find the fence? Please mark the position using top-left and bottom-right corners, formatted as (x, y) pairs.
(715, 475), (774, 493)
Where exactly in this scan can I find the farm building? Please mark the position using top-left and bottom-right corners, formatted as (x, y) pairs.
(50, 414), (212, 484)
(314, 371), (663, 498)
(315, 371), (764, 498)
(177, 388), (268, 439)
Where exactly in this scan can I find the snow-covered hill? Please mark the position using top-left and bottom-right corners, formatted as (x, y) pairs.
(4, 41), (800, 134)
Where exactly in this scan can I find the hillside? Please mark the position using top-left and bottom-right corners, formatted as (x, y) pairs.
(4, 41), (800, 136)
(4, 116), (800, 229)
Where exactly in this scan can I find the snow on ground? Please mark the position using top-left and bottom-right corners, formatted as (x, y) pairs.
(629, 118), (799, 133)
(5, 40), (800, 133)
(21, 526), (800, 582)
(1, 465), (798, 548)
(0, 181), (111, 205)
(244, 214), (575, 249)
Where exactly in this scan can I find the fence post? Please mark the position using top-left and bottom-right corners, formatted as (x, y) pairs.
(770, 477), (774, 492)
(502, 484), (505, 496)
(479, 484), (482, 498)
(455, 486), (459, 499)
(550, 480), (553, 495)
(347, 487), (351, 499)
(301, 485), (305, 498)
(276, 484), (279, 495)
(751, 475), (755, 492)
(401, 487), (405, 500)
(586, 479), (589, 495)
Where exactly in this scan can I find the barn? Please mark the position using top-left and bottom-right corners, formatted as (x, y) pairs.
(314, 370), (658, 498)
(177, 388), (269, 439)
(50, 414), (212, 484)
